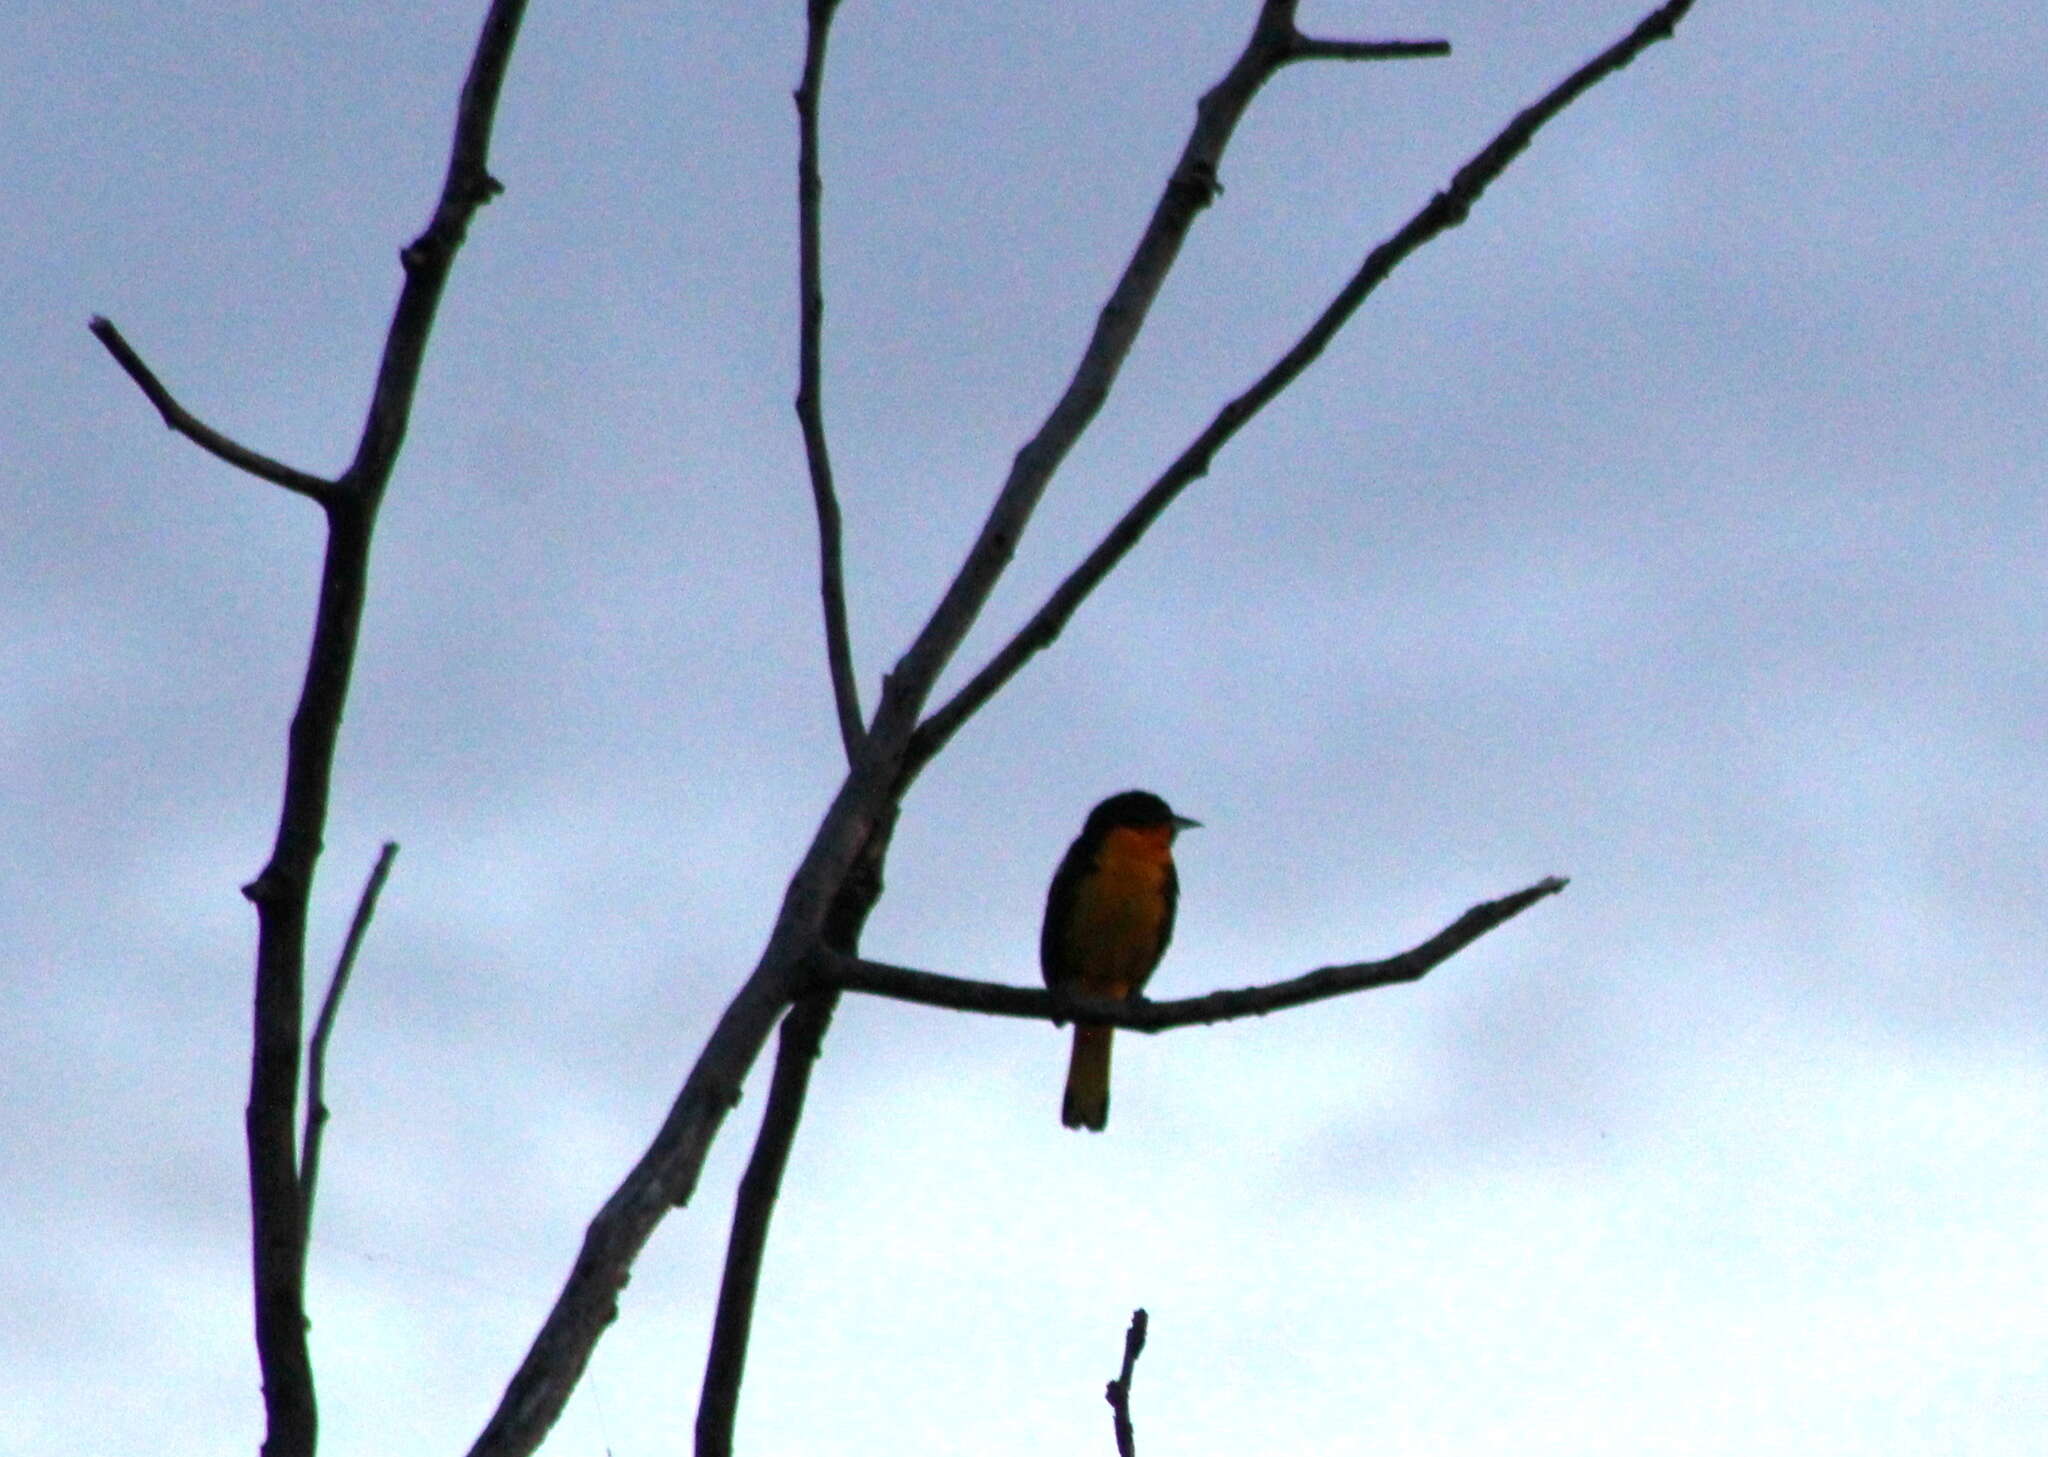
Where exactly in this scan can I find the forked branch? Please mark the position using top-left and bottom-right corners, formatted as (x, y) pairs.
(859, 2), (1446, 758)
(902, 0), (1697, 784)
(468, 13), (1456, 1456)
(93, 7), (529, 1457)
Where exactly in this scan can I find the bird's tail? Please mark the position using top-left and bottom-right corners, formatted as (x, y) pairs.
(1062, 1024), (1113, 1131)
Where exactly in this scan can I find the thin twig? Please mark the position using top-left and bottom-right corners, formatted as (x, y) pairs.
(300, 841), (398, 1232)
(696, 991), (839, 1457)
(793, 0), (864, 762)
(902, 0), (1698, 785)
(1106, 1309), (1149, 1457)
(1288, 37), (1450, 63)
(819, 877), (1568, 1027)
(86, 317), (338, 504)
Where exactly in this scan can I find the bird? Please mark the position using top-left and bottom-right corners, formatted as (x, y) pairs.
(1040, 790), (1199, 1131)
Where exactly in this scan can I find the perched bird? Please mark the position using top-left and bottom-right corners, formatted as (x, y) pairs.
(1040, 790), (1199, 1131)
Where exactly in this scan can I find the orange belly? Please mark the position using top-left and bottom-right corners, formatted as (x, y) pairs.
(1058, 834), (1171, 997)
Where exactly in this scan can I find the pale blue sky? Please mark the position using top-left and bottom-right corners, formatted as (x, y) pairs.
(6, 2), (2045, 1454)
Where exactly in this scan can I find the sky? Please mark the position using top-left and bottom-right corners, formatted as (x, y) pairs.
(6, 0), (2045, 1453)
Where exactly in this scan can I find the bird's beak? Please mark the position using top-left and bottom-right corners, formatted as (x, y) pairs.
(1172, 814), (1202, 830)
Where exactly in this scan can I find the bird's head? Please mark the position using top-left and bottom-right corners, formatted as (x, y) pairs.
(1084, 789), (1201, 842)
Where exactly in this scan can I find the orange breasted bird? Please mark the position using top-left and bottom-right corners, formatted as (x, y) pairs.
(1040, 790), (1199, 1131)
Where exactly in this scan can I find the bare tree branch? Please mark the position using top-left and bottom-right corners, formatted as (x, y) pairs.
(818, 877), (1568, 1027)
(300, 840), (398, 1233)
(468, 962), (797, 1457)
(793, 0), (864, 763)
(902, 0), (1698, 785)
(471, 796), (896, 1457)
(244, 7), (526, 1445)
(687, 26), (880, 1437)
(696, 991), (838, 1457)
(341, 5), (522, 491)
(86, 317), (338, 504)
(91, 0), (1690, 1449)
(94, 6), (528, 1455)
(858, 0), (1331, 760)
(694, 806), (892, 1455)
(1106, 1308), (1149, 1457)
(1287, 37), (1451, 64)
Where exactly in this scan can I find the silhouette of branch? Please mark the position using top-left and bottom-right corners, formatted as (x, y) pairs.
(300, 840), (398, 1233)
(1106, 1308), (1149, 1457)
(818, 878), (1568, 1026)
(87, 317), (337, 504)
(696, 991), (839, 1457)
(694, 808), (891, 1456)
(468, 798), (897, 1457)
(1288, 37), (1450, 64)
(861, 0), (1378, 761)
(902, 0), (1698, 784)
(864, 6), (1448, 763)
(96, 6), (528, 1456)
(793, 0), (863, 762)
(343, 13), (519, 491)
(468, 960), (798, 1457)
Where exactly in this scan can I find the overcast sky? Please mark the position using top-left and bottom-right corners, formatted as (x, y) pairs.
(7, 1), (2045, 1454)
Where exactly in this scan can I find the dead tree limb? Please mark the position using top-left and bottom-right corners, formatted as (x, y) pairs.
(91, 5), (528, 1456)
(692, 8), (871, 1455)
(794, 0), (862, 762)
(97, 0), (1691, 1451)
(1106, 1309), (1149, 1457)
(467, 7), (1432, 1453)
(817, 877), (1568, 1027)
(695, 991), (838, 1457)
(301, 840), (399, 1232)
(85, 318), (337, 503)
(903, 0), (1698, 786)
(861, 3), (1447, 767)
